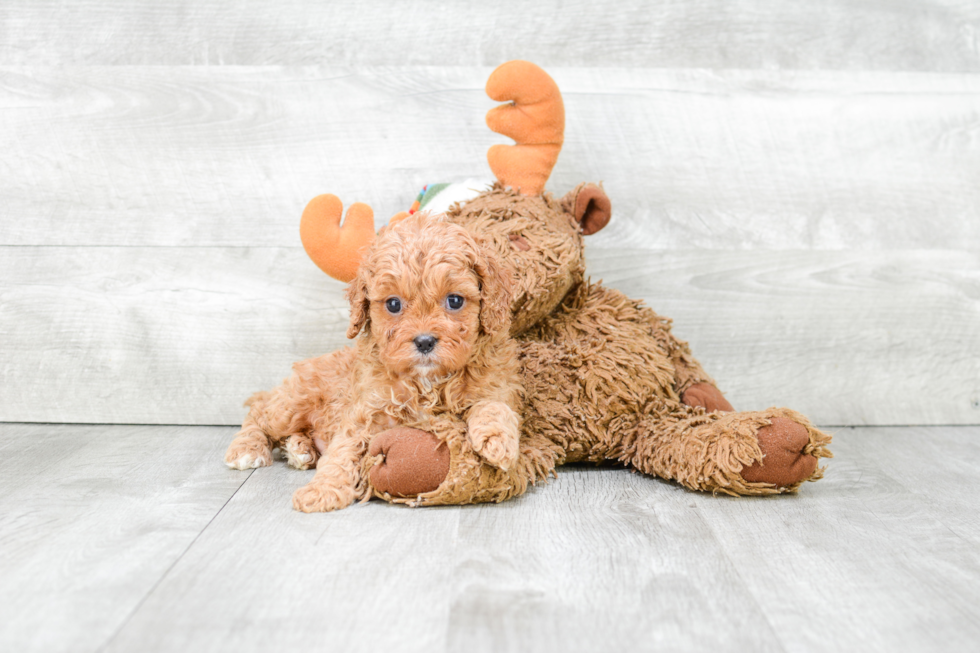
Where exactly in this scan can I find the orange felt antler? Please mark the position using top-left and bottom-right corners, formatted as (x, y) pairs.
(299, 194), (376, 283)
(486, 60), (565, 196)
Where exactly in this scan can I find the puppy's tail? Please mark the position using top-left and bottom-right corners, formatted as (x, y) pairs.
(486, 61), (565, 197)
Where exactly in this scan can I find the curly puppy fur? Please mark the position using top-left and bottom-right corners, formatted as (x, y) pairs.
(224, 212), (523, 512)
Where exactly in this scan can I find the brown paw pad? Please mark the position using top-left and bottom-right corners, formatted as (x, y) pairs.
(682, 383), (735, 412)
(369, 427), (450, 498)
(741, 417), (818, 487)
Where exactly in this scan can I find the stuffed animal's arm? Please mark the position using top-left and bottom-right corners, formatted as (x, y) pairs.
(366, 412), (556, 507)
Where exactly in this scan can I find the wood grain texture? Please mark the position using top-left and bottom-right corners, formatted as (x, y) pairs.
(0, 245), (349, 426)
(594, 248), (980, 426)
(696, 426), (980, 651)
(102, 456), (461, 653)
(0, 424), (972, 653)
(445, 470), (782, 652)
(445, 428), (980, 652)
(0, 423), (246, 653)
(1, 0), (979, 71)
(840, 425), (980, 546)
(1, 247), (977, 426)
(2, 66), (978, 251)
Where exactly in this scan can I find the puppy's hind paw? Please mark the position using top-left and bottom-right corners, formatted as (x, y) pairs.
(292, 481), (356, 513)
(284, 435), (318, 470)
(224, 441), (273, 470)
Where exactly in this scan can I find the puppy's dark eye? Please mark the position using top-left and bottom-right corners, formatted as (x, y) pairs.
(385, 297), (402, 314)
(445, 294), (464, 311)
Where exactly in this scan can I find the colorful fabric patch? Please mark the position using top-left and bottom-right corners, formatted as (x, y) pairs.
(408, 179), (493, 215)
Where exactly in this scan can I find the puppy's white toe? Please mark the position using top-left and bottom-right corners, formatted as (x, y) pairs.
(283, 436), (317, 470)
(225, 452), (271, 470)
(226, 454), (254, 470)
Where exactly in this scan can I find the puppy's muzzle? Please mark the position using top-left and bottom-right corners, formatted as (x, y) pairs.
(413, 334), (438, 355)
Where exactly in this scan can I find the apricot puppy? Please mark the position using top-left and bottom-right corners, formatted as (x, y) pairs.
(224, 212), (522, 512)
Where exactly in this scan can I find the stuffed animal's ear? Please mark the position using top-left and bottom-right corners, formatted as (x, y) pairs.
(473, 245), (513, 338)
(560, 183), (611, 235)
(345, 269), (371, 339)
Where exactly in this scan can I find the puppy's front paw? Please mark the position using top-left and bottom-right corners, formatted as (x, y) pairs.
(224, 438), (273, 470)
(292, 480), (356, 513)
(467, 403), (520, 471)
(284, 435), (318, 470)
(476, 429), (520, 472)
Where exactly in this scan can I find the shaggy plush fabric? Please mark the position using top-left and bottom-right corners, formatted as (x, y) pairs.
(444, 184), (587, 335)
(372, 274), (832, 505)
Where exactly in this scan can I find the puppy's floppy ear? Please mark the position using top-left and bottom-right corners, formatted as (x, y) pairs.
(473, 243), (513, 337)
(345, 268), (371, 339)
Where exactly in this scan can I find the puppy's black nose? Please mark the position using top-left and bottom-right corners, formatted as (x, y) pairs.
(413, 334), (437, 354)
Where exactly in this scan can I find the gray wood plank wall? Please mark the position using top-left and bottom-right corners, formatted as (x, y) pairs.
(1, 3), (978, 426)
(3, 1), (980, 71)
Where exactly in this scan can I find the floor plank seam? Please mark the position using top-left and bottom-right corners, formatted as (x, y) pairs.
(693, 502), (792, 653)
(92, 467), (256, 653)
(439, 506), (464, 653)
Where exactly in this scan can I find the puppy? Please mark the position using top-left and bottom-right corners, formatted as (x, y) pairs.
(224, 212), (522, 512)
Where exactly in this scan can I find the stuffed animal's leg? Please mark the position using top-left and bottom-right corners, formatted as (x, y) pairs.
(365, 428), (451, 498)
(617, 404), (832, 495)
(651, 310), (734, 412)
(292, 431), (369, 512)
(681, 382), (734, 413)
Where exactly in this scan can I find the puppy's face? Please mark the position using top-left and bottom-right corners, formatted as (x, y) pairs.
(347, 213), (510, 379)
(368, 256), (482, 378)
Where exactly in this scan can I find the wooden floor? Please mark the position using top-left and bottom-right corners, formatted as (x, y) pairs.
(1, 422), (978, 653)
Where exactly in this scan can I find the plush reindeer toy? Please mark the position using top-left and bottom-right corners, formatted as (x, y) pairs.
(230, 61), (832, 511)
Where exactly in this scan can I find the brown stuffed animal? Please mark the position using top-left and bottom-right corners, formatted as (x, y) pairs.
(296, 61), (832, 509)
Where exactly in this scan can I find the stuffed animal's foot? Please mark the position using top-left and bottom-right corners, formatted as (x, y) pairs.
(283, 434), (318, 470)
(741, 417), (819, 488)
(224, 431), (273, 470)
(682, 382), (734, 413)
(368, 427), (450, 498)
(467, 402), (520, 471)
(291, 479), (357, 513)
